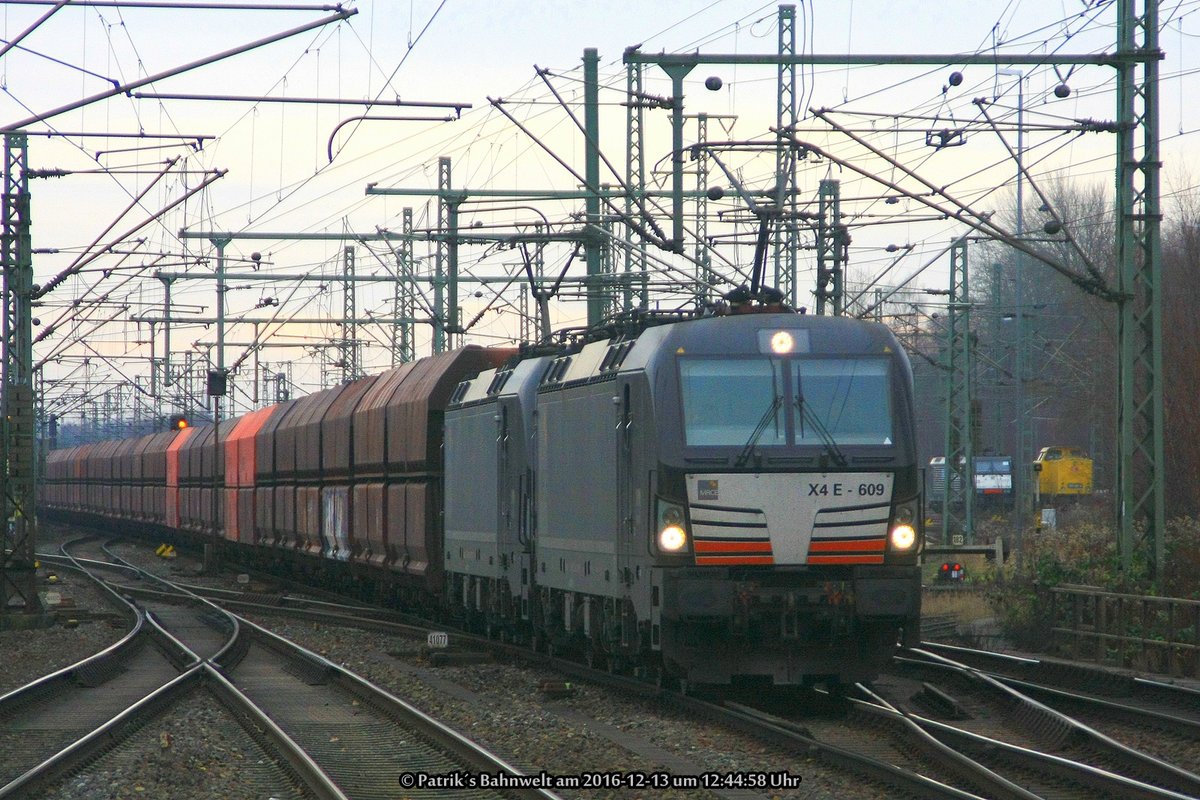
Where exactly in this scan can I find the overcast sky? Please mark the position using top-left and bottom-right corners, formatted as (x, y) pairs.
(3, 1), (1194, 412)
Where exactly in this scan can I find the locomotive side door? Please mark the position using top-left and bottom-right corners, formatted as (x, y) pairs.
(503, 397), (535, 627)
(496, 403), (516, 621)
(615, 381), (637, 648)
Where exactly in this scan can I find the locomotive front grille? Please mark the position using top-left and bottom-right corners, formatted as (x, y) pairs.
(689, 503), (774, 565)
(807, 502), (889, 565)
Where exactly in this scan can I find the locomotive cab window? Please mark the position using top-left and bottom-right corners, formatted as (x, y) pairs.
(793, 358), (892, 446)
(679, 358), (785, 447)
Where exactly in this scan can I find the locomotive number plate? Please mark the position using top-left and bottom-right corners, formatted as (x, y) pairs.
(806, 480), (888, 499)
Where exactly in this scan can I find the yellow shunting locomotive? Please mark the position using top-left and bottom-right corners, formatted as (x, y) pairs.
(1033, 446), (1093, 499)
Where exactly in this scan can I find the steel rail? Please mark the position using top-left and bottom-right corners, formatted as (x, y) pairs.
(97, 543), (1058, 800)
(902, 645), (1200, 737)
(242, 615), (565, 800)
(100, 538), (555, 798)
(34, 534), (1065, 799)
(918, 641), (1200, 711)
(202, 663), (350, 800)
(0, 541), (208, 799)
(99, 541), (251, 669)
(985, 672), (1200, 739)
(686, 696), (990, 800)
(98, 543), (349, 800)
(0, 668), (205, 799)
(111, 582), (428, 637)
(905, 646), (1200, 797)
(0, 547), (144, 717)
(906, 712), (1194, 800)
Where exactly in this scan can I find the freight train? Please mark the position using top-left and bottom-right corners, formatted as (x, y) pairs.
(41, 307), (922, 689)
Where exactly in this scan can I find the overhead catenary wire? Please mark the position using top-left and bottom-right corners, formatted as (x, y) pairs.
(11, 1), (1199, 417)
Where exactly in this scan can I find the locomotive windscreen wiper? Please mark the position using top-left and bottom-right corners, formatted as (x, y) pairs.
(795, 393), (848, 468)
(735, 394), (783, 468)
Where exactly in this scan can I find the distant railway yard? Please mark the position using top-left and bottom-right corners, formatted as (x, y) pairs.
(3, 523), (1199, 800)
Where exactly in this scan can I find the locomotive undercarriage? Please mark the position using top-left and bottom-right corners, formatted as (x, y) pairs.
(444, 563), (916, 687)
(658, 566), (918, 686)
(446, 569), (663, 674)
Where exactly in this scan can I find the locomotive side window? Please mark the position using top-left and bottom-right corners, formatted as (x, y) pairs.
(792, 358), (892, 446)
(679, 358), (785, 447)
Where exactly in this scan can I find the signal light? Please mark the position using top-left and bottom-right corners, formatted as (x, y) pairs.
(938, 562), (966, 583)
(169, 414), (189, 431)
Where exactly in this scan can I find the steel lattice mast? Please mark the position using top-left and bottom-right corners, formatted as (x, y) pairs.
(943, 238), (974, 545)
(1, 132), (40, 616)
(773, 5), (799, 306)
(624, 58), (649, 311)
(1116, 0), (1164, 578)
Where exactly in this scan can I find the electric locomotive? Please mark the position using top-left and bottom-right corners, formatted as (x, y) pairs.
(445, 308), (922, 688)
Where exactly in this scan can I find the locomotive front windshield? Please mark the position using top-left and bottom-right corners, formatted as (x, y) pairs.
(976, 457), (1012, 474)
(793, 358), (892, 446)
(679, 356), (893, 448)
(678, 358), (787, 446)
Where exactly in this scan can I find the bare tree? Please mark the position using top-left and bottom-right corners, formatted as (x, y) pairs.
(973, 180), (1117, 494)
(1160, 183), (1200, 516)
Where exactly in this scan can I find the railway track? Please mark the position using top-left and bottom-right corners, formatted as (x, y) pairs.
(83, 559), (1068, 800)
(81, 537), (997, 799)
(873, 646), (1200, 799)
(0, 541), (185, 793)
(3, 539), (560, 800)
(24, 530), (1200, 800)
(903, 642), (1200, 776)
(107, 536), (1200, 799)
(917, 641), (1200, 724)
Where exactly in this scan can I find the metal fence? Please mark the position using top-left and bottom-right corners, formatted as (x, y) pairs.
(1045, 585), (1200, 678)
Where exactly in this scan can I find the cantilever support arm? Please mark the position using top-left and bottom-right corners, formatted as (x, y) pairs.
(4, 7), (356, 130)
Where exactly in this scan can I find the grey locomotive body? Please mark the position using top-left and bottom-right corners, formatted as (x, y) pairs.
(445, 311), (922, 688)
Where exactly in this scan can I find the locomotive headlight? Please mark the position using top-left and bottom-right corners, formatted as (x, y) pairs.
(888, 502), (918, 552)
(889, 523), (917, 551)
(659, 524), (688, 552)
(656, 500), (690, 554)
(770, 330), (794, 354)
